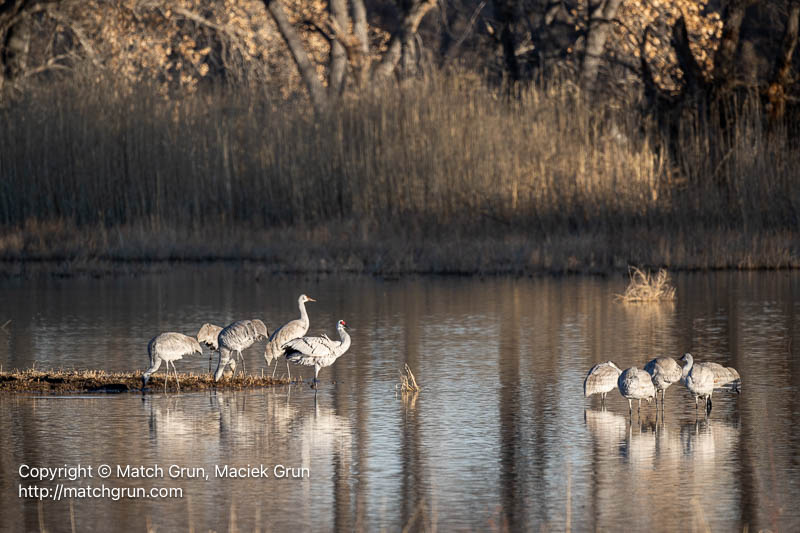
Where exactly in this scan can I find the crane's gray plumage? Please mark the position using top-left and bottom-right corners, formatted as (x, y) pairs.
(264, 294), (315, 379)
(214, 319), (269, 381)
(680, 355), (715, 414)
(197, 323), (223, 372)
(143, 332), (203, 392)
(680, 353), (741, 392)
(584, 361), (622, 405)
(618, 367), (656, 416)
(679, 353), (741, 414)
(284, 319), (350, 389)
(644, 356), (683, 406)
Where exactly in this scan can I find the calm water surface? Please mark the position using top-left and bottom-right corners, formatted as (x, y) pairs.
(1, 269), (799, 531)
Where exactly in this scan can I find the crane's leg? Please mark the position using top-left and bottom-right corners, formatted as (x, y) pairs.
(286, 360), (291, 380)
(311, 366), (320, 389)
(208, 352), (212, 374)
(272, 359), (278, 378)
(628, 399), (633, 417)
(638, 398), (642, 415)
(706, 394), (713, 415)
(172, 361), (180, 392)
(237, 351), (246, 376)
(164, 367), (168, 393)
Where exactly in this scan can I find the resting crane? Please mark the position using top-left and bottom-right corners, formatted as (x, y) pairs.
(583, 361), (622, 406)
(679, 353), (741, 414)
(644, 357), (683, 407)
(618, 367), (656, 416)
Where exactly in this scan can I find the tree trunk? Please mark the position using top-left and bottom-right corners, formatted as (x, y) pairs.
(328, 0), (348, 96)
(713, 0), (755, 91)
(767, 0), (800, 121)
(373, 0), (437, 81)
(350, 0), (371, 87)
(580, 0), (623, 89)
(263, 0), (329, 113)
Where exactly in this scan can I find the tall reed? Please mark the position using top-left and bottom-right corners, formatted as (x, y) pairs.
(0, 73), (797, 272)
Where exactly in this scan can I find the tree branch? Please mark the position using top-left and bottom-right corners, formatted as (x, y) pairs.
(373, 0), (438, 81)
(263, 0), (328, 113)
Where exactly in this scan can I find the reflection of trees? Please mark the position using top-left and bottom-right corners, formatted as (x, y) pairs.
(498, 280), (523, 527)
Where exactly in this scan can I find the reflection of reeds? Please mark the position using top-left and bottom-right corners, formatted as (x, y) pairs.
(0, 367), (289, 393)
(617, 267), (676, 303)
(396, 363), (421, 392)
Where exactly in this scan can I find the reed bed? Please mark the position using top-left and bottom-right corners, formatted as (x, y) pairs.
(0, 74), (798, 274)
(616, 267), (677, 303)
(0, 367), (290, 393)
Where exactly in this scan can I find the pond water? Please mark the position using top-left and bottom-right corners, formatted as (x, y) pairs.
(1, 269), (799, 531)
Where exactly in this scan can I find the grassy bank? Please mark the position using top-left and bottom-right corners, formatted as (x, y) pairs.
(1, 75), (798, 275)
(0, 368), (290, 393)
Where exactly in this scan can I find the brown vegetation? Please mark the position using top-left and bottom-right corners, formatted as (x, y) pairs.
(0, 1), (798, 276)
(396, 363), (421, 392)
(0, 73), (798, 275)
(0, 367), (290, 393)
(616, 267), (676, 303)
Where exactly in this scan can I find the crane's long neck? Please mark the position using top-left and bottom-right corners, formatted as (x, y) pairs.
(335, 328), (351, 356)
(682, 354), (694, 379)
(298, 299), (310, 327)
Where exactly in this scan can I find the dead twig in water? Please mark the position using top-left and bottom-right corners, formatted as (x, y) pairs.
(396, 363), (421, 392)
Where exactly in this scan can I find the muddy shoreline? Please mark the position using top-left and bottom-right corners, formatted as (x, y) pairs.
(0, 369), (291, 393)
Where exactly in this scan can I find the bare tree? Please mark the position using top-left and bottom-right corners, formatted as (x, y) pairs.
(580, 0), (623, 89)
(262, 0), (438, 113)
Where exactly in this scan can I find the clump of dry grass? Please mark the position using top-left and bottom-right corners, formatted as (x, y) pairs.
(616, 266), (676, 303)
(396, 363), (421, 392)
(0, 367), (290, 393)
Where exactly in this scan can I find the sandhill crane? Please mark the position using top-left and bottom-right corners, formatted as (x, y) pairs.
(284, 319), (351, 389)
(681, 358), (715, 414)
(679, 353), (741, 392)
(618, 367), (656, 416)
(644, 357), (683, 407)
(197, 323), (223, 372)
(213, 319), (269, 382)
(143, 332), (203, 392)
(584, 361), (622, 405)
(264, 294), (316, 379)
(679, 353), (741, 413)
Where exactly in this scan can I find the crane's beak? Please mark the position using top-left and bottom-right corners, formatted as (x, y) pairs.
(307, 297), (316, 302)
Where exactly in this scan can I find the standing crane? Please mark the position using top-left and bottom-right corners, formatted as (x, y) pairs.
(643, 356), (683, 407)
(583, 361), (622, 406)
(143, 332), (203, 392)
(197, 323), (223, 373)
(284, 319), (351, 389)
(679, 353), (741, 393)
(213, 319), (269, 381)
(617, 367), (656, 417)
(264, 294), (316, 379)
(679, 353), (741, 414)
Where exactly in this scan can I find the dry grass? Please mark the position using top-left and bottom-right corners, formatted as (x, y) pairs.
(396, 363), (421, 393)
(0, 73), (798, 275)
(0, 367), (290, 393)
(616, 266), (677, 303)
